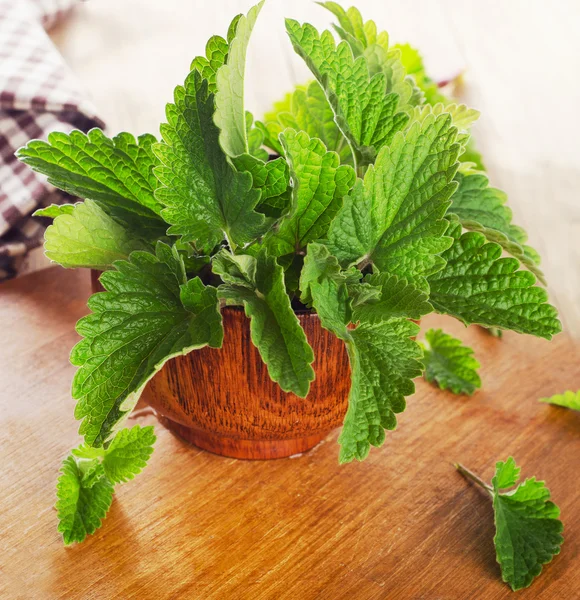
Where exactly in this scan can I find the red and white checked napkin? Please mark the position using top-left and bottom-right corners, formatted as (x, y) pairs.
(0, 0), (103, 280)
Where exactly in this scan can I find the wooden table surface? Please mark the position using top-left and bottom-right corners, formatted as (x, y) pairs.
(1, 266), (579, 599)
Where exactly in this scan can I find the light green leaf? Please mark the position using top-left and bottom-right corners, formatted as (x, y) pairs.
(154, 71), (266, 251)
(285, 19), (409, 166)
(214, 249), (315, 397)
(421, 328), (481, 395)
(302, 245), (423, 463)
(231, 152), (290, 216)
(352, 272), (432, 323)
(72, 243), (223, 447)
(190, 13), (242, 93)
(299, 242), (359, 305)
(327, 113), (459, 279)
(103, 425), (156, 484)
(265, 129), (355, 256)
(493, 458), (564, 591)
(56, 455), (114, 545)
(428, 219), (561, 339)
(257, 81), (352, 164)
(318, 3), (419, 112)
(214, 1), (264, 157)
(539, 390), (580, 411)
(18, 130), (166, 238)
(411, 102), (480, 132)
(39, 199), (148, 270)
(449, 170), (545, 284)
(34, 204), (76, 218)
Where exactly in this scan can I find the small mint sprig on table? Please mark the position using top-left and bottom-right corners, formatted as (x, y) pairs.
(456, 458), (564, 591)
(56, 426), (156, 545)
(539, 390), (580, 411)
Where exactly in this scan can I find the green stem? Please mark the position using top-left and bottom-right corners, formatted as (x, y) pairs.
(455, 463), (493, 494)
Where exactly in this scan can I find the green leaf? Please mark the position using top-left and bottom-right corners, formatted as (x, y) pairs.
(231, 152), (290, 217)
(34, 204), (76, 218)
(257, 81), (352, 164)
(265, 129), (355, 256)
(457, 458), (564, 591)
(103, 425), (156, 484)
(190, 13), (242, 93)
(39, 199), (148, 270)
(327, 113), (459, 279)
(214, 249), (315, 397)
(56, 455), (114, 545)
(539, 390), (580, 411)
(421, 328), (481, 395)
(72, 242), (223, 446)
(214, 1), (264, 157)
(285, 19), (409, 166)
(302, 245), (423, 463)
(18, 130), (166, 238)
(493, 458), (564, 591)
(411, 102), (480, 132)
(449, 170), (545, 284)
(298, 242), (359, 306)
(318, 3), (419, 112)
(57, 425), (156, 544)
(352, 272), (432, 323)
(154, 71), (266, 251)
(428, 219), (561, 339)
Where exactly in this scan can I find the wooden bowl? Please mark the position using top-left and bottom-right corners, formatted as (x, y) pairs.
(91, 270), (350, 459)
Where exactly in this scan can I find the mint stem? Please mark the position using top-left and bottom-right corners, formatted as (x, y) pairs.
(455, 463), (493, 494)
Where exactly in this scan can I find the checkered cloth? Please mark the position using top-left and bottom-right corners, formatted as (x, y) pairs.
(0, 0), (103, 280)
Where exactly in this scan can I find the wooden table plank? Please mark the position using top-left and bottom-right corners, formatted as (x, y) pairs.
(1, 267), (579, 599)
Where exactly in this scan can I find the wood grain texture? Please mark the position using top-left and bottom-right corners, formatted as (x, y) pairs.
(145, 307), (350, 459)
(2, 266), (579, 599)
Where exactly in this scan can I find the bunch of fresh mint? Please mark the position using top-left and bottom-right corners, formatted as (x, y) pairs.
(17, 2), (563, 585)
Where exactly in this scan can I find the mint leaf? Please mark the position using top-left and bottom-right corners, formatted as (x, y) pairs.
(73, 243), (223, 446)
(302, 245), (423, 463)
(285, 19), (409, 166)
(318, 3), (419, 112)
(245, 111), (270, 161)
(214, 1), (264, 157)
(56, 455), (114, 545)
(39, 199), (148, 270)
(154, 71), (266, 251)
(231, 152), (290, 217)
(352, 272), (432, 323)
(412, 102), (480, 132)
(215, 249), (315, 396)
(34, 204), (76, 218)
(327, 113), (459, 279)
(298, 242), (360, 305)
(449, 170), (545, 284)
(457, 458), (564, 591)
(257, 81), (352, 164)
(421, 328), (481, 395)
(190, 13), (241, 93)
(539, 390), (580, 411)
(265, 129), (355, 257)
(18, 130), (166, 238)
(103, 425), (156, 484)
(57, 425), (156, 544)
(428, 219), (561, 339)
